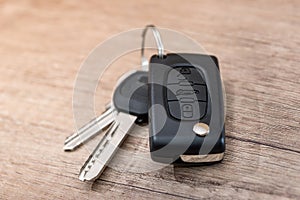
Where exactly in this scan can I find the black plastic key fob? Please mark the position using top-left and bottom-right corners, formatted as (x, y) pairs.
(113, 70), (148, 124)
(149, 53), (225, 164)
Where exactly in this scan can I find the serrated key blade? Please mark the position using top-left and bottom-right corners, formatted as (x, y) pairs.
(64, 106), (117, 151)
(79, 112), (137, 181)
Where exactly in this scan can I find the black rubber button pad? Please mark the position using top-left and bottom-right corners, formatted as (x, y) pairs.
(166, 66), (207, 120)
(167, 84), (207, 101)
(168, 101), (207, 120)
(167, 66), (206, 85)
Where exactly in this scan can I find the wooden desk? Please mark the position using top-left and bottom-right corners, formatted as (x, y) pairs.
(0, 0), (299, 199)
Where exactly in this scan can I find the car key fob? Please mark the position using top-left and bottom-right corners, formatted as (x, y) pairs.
(149, 53), (225, 164)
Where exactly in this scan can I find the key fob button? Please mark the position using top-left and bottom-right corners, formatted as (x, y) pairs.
(167, 67), (205, 85)
(166, 84), (207, 101)
(168, 101), (206, 120)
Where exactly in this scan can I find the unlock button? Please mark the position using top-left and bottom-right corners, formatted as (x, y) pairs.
(182, 104), (193, 118)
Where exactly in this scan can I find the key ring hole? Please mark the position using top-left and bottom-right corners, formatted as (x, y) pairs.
(154, 54), (167, 59)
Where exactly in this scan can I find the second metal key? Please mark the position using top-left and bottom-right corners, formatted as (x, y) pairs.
(65, 70), (149, 181)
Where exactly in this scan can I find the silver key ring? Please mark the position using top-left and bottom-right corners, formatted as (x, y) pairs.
(141, 25), (165, 70)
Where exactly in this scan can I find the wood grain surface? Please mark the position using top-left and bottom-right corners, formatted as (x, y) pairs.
(0, 0), (299, 199)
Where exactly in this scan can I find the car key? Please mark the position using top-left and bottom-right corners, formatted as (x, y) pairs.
(64, 104), (116, 151)
(64, 70), (148, 151)
(77, 70), (149, 181)
(149, 53), (225, 164)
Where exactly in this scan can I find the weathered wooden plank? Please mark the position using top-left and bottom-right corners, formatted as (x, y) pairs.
(0, 0), (299, 199)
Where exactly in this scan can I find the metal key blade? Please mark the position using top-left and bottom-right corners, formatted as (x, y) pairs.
(64, 106), (117, 151)
(79, 112), (137, 181)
